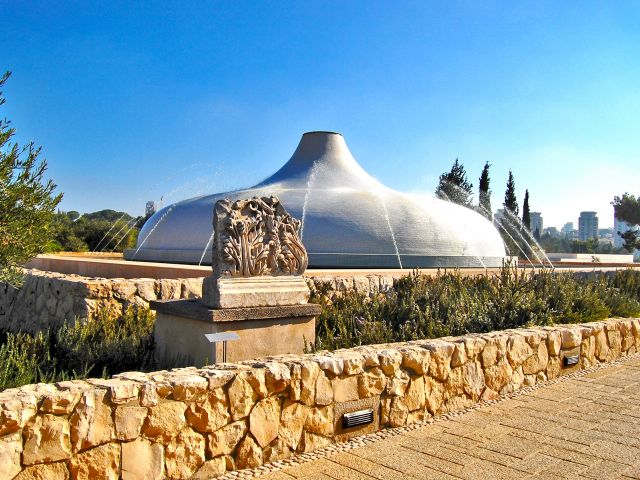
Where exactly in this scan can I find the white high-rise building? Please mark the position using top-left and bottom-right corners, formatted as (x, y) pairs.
(561, 222), (574, 237)
(578, 212), (598, 241)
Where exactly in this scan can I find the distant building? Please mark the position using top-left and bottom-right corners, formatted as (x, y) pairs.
(530, 212), (543, 237)
(544, 226), (560, 237)
(561, 222), (574, 238)
(578, 211), (598, 241)
(614, 217), (635, 249)
(145, 201), (157, 217)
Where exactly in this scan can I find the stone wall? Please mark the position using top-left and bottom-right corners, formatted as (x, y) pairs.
(1, 317), (638, 479)
(0, 270), (398, 334)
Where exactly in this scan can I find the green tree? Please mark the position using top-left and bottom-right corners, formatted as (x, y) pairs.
(522, 189), (531, 231)
(478, 162), (492, 220)
(503, 170), (519, 215)
(612, 193), (640, 252)
(0, 72), (62, 284)
(435, 158), (473, 207)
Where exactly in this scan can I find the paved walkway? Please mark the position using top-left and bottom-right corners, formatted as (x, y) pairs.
(260, 356), (640, 480)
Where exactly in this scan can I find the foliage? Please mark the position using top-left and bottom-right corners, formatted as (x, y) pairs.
(49, 210), (139, 252)
(612, 193), (640, 252)
(477, 162), (492, 220)
(503, 170), (518, 215)
(310, 267), (640, 351)
(435, 158), (474, 207)
(0, 306), (155, 391)
(0, 72), (62, 285)
(522, 189), (531, 231)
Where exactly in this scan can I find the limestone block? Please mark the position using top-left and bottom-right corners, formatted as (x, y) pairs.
(121, 438), (164, 480)
(208, 419), (248, 457)
(168, 374), (208, 402)
(202, 276), (310, 309)
(378, 349), (403, 376)
(200, 370), (236, 390)
(523, 374), (536, 386)
(0, 392), (37, 436)
(332, 376), (360, 403)
(632, 319), (640, 342)
(484, 359), (513, 393)
(313, 355), (344, 376)
(507, 335), (533, 367)
(561, 327), (582, 349)
(86, 379), (139, 404)
(279, 400), (310, 451)
(191, 458), (226, 479)
(622, 335), (634, 352)
(523, 330), (543, 348)
(444, 395), (474, 413)
(70, 389), (114, 452)
(426, 341), (455, 381)
(546, 356), (561, 380)
(594, 329), (609, 361)
(506, 366), (525, 393)
(340, 352), (366, 375)
(463, 360), (485, 401)
(425, 377), (444, 415)
(399, 346), (431, 374)
(299, 361), (320, 406)
(235, 435), (263, 469)
(40, 390), (81, 415)
(464, 337), (487, 360)
(69, 443), (120, 480)
(23, 414), (72, 464)
(249, 396), (281, 448)
(405, 376), (426, 412)
(302, 432), (331, 453)
(135, 280), (157, 302)
(0, 431), (22, 480)
(289, 364), (303, 401)
(142, 400), (186, 444)
(480, 387), (499, 401)
(264, 362), (291, 393)
(385, 371), (410, 397)
(388, 397), (409, 427)
(480, 342), (500, 368)
(263, 437), (294, 463)
(522, 342), (549, 375)
(358, 367), (386, 398)
(186, 389), (230, 433)
(165, 427), (206, 480)
(607, 330), (622, 358)
(13, 462), (69, 480)
(314, 371), (334, 406)
(243, 370), (268, 399)
(546, 331), (561, 356)
(451, 343), (467, 368)
(227, 375), (259, 420)
(305, 405), (334, 437)
(115, 406), (148, 441)
(445, 366), (465, 397)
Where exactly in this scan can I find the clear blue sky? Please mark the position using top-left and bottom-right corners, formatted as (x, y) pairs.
(2, 1), (639, 228)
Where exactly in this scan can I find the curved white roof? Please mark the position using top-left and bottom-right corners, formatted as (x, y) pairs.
(125, 132), (507, 268)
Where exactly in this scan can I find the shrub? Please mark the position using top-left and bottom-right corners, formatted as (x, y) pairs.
(0, 306), (155, 391)
(310, 267), (640, 351)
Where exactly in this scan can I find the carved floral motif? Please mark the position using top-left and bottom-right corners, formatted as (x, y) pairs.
(213, 196), (308, 277)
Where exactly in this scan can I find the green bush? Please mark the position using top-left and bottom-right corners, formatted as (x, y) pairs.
(0, 306), (155, 391)
(310, 267), (640, 351)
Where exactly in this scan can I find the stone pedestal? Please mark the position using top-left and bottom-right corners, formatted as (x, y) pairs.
(201, 275), (310, 309)
(151, 299), (320, 368)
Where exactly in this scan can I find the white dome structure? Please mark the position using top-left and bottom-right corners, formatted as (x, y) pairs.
(125, 132), (507, 268)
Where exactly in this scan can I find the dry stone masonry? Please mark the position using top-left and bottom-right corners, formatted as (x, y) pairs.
(0, 270), (397, 335)
(1, 317), (639, 479)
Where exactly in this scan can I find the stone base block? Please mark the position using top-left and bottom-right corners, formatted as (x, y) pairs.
(151, 300), (320, 367)
(202, 276), (310, 309)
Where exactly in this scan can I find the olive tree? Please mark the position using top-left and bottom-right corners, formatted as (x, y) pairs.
(0, 72), (62, 285)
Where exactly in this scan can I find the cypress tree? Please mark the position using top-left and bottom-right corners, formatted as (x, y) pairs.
(522, 189), (531, 230)
(478, 162), (492, 220)
(503, 170), (519, 216)
(435, 158), (473, 207)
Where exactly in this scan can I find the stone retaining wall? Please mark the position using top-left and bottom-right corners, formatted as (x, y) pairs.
(0, 270), (398, 334)
(1, 317), (638, 479)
